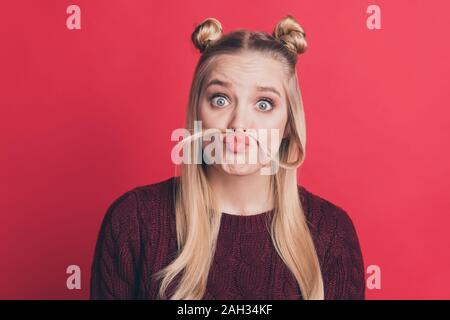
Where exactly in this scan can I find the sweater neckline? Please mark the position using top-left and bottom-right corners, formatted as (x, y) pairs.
(220, 208), (275, 233)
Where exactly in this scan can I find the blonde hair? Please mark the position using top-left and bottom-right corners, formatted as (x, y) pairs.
(153, 14), (324, 300)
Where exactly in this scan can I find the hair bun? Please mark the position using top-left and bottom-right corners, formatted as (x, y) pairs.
(272, 15), (307, 54)
(191, 18), (223, 53)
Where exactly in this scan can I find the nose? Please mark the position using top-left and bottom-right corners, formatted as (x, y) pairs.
(230, 128), (247, 132)
(228, 104), (250, 133)
(224, 102), (253, 147)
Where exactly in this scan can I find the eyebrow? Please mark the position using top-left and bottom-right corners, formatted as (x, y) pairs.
(205, 78), (281, 97)
(256, 85), (281, 98)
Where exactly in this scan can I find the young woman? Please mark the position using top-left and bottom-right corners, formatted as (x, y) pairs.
(90, 15), (365, 300)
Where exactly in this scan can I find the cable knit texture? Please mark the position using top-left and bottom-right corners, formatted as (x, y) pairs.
(90, 176), (365, 300)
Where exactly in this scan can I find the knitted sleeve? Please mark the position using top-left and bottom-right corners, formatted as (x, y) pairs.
(322, 205), (366, 300)
(89, 190), (141, 300)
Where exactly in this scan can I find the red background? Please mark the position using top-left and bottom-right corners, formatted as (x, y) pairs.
(1, 0), (449, 299)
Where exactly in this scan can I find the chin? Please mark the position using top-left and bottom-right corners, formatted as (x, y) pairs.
(219, 163), (262, 176)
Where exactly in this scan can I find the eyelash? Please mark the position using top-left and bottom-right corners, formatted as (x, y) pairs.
(209, 93), (275, 111)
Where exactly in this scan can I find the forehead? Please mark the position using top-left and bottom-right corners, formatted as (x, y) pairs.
(206, 52), (286, 92)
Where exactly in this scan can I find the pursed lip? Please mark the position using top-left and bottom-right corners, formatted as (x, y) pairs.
(224, 133), (250, 145)
(224, 134), (250, 154)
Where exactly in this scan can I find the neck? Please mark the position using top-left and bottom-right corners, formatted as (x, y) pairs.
(205, 166), (274, 216)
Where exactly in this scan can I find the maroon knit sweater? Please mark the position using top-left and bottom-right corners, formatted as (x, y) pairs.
(90, 176), (365, 300)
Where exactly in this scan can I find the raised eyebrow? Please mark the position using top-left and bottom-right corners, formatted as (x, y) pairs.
(255, 86), (281, 98)
(206, 79), (281, 98)
(206, 79), (232, 89)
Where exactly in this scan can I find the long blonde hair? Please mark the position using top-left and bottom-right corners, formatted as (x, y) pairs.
(153, 14), (324, 300)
